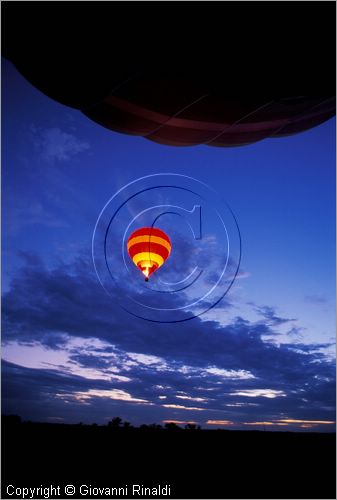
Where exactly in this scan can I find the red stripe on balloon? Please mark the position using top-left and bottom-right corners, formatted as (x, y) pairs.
(128, 242), (169, 260)
(128, 227), (171, 244)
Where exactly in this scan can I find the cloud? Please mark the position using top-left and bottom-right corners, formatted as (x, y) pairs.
(32, 126), (89, 163)
(287, 326), (305, 339)
(162, 420), (197, 425)
(203, 367), (255, 380)
(206, 420), (234, 426)
(162, 404), (206, 411)
(3, 339), (132, 382)
(255, 305), (296, 326)
(278, 419), (335, 425)
(1, 253), (335, 426)
(1, 360), (161, 425)
(242, 419), (336, 430)
(58, 388), (151, 404)
(229, 389), (286, 398)
(225, 403), (259, 407)
(243, 421), (288, 427)
(176, 395), (208, 402)
(281, 342), (335, 356)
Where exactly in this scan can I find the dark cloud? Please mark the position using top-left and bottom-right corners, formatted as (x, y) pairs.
(287, 326), (305, 339)
(255, 305), (296, 326)
(2, 254), (335, 428)
(1, 360), (165, 425)
(282, 342), (335, 353)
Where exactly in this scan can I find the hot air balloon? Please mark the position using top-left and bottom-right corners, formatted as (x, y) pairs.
(127, 228), (171, 281)
(3, 3), (335, 149)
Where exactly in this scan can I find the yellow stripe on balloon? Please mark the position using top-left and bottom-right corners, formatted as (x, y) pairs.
(137, 260), (154, 268)
(127, 235), (171, 253)
(132, 252), (164, 267)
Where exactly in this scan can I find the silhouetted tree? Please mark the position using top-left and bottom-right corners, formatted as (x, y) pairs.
(185, 423), (197, 430)
(108, 417), (122, 428)
(164, 422), (179, 430)
(2, 415), (22, 428)
(123, 421), (131, 429)
(149, 423), (162, 430)
(2, 414), (22, 425)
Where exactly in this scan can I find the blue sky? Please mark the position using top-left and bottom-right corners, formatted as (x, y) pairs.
(2, 58), (336, 431)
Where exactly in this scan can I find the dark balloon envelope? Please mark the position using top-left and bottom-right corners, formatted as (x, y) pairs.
(2, 3), (335, 148)
(83, 92), (335, 147)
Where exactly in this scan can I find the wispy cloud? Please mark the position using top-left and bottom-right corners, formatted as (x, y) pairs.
(229, 389), (286, 398)
(243, 421), (288, 427)
(162, 404), (206, 411)
(278, 419), (335, 425)
(32, 126), (89, 163)
(206, 420), (234, 426)
(175, 395), (208, 402)
(255, 305), (296, 326)
(162, 420), (197, 425)
(242, 419), (335, 429)
(203, 367), (255, 380)
(58, 389), (151, 404)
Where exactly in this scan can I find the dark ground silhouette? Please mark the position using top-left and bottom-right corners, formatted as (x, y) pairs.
(2, 415), (336, 499)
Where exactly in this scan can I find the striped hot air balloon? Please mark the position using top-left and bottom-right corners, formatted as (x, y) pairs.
(127, 227), (171, 281)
